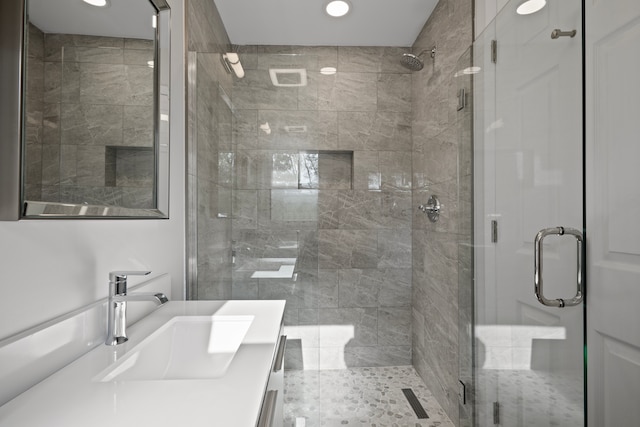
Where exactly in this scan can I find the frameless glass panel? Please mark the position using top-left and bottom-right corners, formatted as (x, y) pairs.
(473, 0), (585, 426)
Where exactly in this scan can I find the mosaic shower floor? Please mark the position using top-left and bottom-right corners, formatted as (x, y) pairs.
(283, 366), (455, 427)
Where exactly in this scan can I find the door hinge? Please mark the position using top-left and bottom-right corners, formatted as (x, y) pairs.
(491, 39), (498, 64)
(491, 220), (498, 243)
(458, 380), (466, 405)
(493, 401), (500, 425)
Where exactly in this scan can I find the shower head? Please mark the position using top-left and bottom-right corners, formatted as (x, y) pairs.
(400, 53), (425, 71)
(400, 46), (436, 72)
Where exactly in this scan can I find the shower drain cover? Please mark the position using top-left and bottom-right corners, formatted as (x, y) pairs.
(402, 388), (429, 419)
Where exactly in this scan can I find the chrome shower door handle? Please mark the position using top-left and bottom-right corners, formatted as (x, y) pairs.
(534, 226), (584, 308)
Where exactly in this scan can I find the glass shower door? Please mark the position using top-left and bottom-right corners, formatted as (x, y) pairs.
(474, 0), (584, 425)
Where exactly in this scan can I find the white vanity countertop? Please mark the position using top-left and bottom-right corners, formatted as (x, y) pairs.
(0, 300), (286, 427)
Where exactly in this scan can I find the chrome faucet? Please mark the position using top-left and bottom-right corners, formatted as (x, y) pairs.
(105, 271), (169, 346)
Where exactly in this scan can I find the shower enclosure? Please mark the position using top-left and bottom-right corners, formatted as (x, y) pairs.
(472, 0), (585, 425)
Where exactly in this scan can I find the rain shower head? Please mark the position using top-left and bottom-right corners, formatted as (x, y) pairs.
(400, 46), (436, 72)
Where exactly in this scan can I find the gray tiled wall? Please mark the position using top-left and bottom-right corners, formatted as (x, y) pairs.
(232, 45), (413, 369)
(25, 24), (155, 208)
(411, 0), (473, 425)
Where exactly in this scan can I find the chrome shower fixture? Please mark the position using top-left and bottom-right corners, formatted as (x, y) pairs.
(400, 46), (436, 72)
(221, 52), (245, 78)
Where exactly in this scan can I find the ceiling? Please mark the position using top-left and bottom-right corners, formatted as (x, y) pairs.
(213, 0), (440, 47)
(29, 0), (155, 40)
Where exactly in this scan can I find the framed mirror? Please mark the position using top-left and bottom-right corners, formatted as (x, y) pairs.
(0, 0), (170, 219)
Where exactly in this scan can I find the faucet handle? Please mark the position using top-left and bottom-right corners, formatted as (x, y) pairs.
(109, 271), (151, 294)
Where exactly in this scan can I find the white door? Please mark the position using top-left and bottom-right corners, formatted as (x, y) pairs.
(475, 0), (585, 425)
(586, 0), (640, 425)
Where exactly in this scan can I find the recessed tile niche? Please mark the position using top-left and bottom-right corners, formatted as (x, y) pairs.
(271, 151), (353, 221)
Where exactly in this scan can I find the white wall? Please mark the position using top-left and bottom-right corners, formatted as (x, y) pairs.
(475, 0), (510, 39)
(0, 0), (185, 342)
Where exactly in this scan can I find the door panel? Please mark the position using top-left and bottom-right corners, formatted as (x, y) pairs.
(475, 0), (584, 425)
(586, 1), (640, 425)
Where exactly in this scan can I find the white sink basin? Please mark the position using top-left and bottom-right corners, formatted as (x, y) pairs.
(95, 315), (254, 382)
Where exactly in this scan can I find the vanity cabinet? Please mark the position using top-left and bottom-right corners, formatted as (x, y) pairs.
(258, 328), (286, 427)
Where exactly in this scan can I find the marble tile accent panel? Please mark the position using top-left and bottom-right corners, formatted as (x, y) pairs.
(338, 269), (380, 308)
(318, 269), (339, 308)
(232, 69), (299, 110)
(377, 229), (412, 268)
(377, 268), (412, 307)
(318, 230), (378, 269)
(319, 307), (377, 347)
(353, 151), (380, 190)
(378, 307), (412, 346)
(338, 111), (412, 151)
(337, 46), (412, 74)
(60, 104), (123, 147)
(317, 72), (377, 111)
(379, 151), (412, 191)
(123, 105), (153, 147)
(377, 73), (412, 112)
(75, 146), (105, 187)
(257, 110), (338, 150)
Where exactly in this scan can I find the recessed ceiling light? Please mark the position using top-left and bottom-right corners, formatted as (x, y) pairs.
(516, 0), (546, 15)
(325, 0), (351, 18)
(83, 0), (109, 7)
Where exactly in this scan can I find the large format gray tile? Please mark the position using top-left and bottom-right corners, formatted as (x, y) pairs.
(338, 111), (412, 151)
(318, 230), (378, 269)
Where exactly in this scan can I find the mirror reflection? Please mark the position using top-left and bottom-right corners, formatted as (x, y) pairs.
(23, 0), (169, 217)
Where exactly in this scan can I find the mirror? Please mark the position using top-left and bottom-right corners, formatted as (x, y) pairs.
(16, 0), (170, 218)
